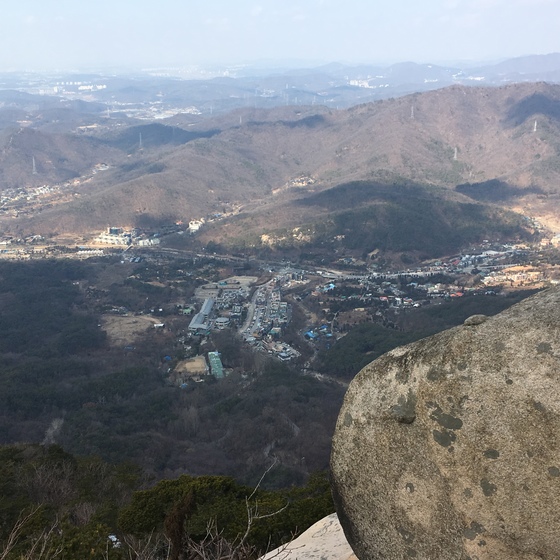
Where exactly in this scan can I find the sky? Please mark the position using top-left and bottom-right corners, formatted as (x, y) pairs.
(1, 0), (559, 72)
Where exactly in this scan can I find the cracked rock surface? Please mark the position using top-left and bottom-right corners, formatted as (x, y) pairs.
(331, 288), (560, 560)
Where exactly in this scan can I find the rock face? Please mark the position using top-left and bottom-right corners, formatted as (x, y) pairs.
(260, 513), (356, 560)
(331, 288), (560, 560)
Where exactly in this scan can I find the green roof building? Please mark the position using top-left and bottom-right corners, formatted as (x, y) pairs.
(208, 351), (224, 379)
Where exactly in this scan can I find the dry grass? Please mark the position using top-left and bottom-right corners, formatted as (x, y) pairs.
(100, 314), (161, 347)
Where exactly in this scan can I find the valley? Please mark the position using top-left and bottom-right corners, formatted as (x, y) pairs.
(0, 219), (549, 485)
(1, 50), (560, 558)
(1, 70), (560, 484)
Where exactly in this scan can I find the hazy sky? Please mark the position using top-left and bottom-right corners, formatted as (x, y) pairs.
(1, 0), (559, 71)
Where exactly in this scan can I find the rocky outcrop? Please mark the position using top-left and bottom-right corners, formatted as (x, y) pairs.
(331, 288), (560, 560)
(260, 513), (356, 560)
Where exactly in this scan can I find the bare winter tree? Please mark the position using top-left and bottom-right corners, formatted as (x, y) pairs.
(123, 460), (290, 560)
(0, 506), (62, 560)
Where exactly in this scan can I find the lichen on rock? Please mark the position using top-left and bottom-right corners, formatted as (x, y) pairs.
(331, 288), (560, 560)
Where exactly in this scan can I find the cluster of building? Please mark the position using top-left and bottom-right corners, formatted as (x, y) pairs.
(289, 240), (560, 341)
(95, 227), (162, 247)
(0, 184), (61, 216)
(188, 298), (216, 334)
(183, 274), (298, 361)
(93, 215), (218, 247)
(0, 163), (112, 220)
(481, 266), (544, 288)
(256, 339), (300, 361)
(187, 277), (255, 334)
(239, 279), (299, 360)
(243, 283), (291, 339)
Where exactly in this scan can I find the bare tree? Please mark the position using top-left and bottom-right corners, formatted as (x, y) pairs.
(182, 518), (258, 560)
(233, 461), (289, 558)
(122, 460), (290, 560)
(122, 532), (171, 560)
(0, 506), (62, 560)
(21, 460), (77, 508)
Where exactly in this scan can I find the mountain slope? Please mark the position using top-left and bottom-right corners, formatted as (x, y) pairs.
(198, 181), (533, 258)
(3, 81), (560, 239)
(0, 127), (121, 188)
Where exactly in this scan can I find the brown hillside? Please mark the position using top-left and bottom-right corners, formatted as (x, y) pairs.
(3, 82), (560, 236)
(0, 127), (122, 189)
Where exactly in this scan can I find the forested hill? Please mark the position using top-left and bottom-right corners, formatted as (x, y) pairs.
(199, 180), (534, 258)
(0, 443), (334, 559)
(3, 81), (560, 240)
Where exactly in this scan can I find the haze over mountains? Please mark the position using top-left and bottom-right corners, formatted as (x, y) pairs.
(4, 53), (560, 114)
(1, 54), (560, 256)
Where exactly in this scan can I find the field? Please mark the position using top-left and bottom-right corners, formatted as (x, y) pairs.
(100, 313), (161, 347)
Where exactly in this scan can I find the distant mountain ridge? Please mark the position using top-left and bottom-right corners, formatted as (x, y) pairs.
(2, 53), (560, 115)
